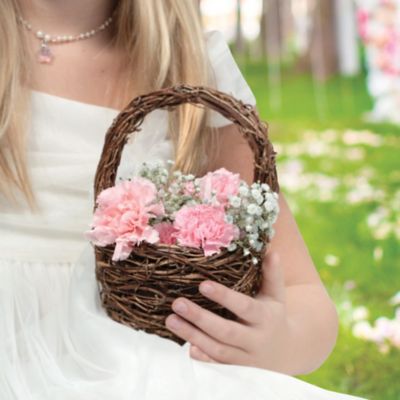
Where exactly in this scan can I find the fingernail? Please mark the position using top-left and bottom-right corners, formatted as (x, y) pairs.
(200, 282), (214, 295)
(167, 315), (181, 329)
(173, 300), (188, 314)
(191, 345), (202, 358)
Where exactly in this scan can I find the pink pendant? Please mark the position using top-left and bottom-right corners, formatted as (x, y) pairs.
(37, 43), (54, 64)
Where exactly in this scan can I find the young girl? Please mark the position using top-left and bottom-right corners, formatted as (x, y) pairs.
(0, 1), (366, 399)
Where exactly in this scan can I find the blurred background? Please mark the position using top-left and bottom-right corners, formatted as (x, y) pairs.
(199, 1), (399, 399)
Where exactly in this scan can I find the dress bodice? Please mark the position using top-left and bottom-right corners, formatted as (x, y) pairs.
(0, 91), (175, 263)
(0, 30), (257, 263)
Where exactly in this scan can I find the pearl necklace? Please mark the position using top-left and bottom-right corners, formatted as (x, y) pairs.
(18, 13), (115, 64)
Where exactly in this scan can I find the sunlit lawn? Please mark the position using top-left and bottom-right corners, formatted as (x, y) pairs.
(240, 60), (400, 400)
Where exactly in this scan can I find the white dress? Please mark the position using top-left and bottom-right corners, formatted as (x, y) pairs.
(0, 30), (366, 400)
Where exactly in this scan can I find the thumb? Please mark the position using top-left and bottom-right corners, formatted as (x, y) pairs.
(256, 250), (285, 303)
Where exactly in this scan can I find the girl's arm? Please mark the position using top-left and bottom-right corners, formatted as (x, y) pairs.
(214, 125), (338, 375)
(165, 123), (338, 376)
(209, 124), (339, 375)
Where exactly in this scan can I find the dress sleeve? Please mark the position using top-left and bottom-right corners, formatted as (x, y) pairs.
(204, 29), (257, 128)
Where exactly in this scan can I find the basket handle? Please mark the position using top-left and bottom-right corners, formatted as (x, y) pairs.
(93, 84), (279, 209)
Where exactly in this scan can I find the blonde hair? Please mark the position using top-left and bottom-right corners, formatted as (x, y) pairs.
(0, 0), (219, 211)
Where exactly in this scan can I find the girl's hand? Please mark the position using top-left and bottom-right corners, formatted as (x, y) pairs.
(164, 251), (292, 370)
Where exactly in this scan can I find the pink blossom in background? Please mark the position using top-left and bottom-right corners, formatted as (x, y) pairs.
(357, 9), (369, 40)
(173, 203), (239, 256)
(154, 222), (178, 245)
(85, 177), (165, 261)
(198, 167), (241, 206)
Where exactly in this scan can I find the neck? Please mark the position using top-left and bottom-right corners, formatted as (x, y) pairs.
(18, 0), (116, 36)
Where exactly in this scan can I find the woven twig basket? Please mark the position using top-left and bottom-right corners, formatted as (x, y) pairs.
(92, 84), (279, 345)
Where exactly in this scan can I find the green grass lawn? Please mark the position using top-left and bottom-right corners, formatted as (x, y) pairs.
(240, 61), (400, 400)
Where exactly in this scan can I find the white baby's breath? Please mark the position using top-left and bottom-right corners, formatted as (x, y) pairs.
(239, 186), (249, 196)
(229, 196), (241, 208)
(253, 241), (264, 251)
(264, 200), (275, 213)
(225, 214), (234, 224)
(261, 221), (270, 230)
(245, 216), (254, 224)
(228, 242), (238, 252)
(247, 204), (258, 215)
(251, 188), (261, 199)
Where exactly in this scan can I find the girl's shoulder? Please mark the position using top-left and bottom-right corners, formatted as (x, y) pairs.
(203, 30), (257, 127)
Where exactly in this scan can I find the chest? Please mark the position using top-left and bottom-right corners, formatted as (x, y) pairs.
(28, 39), (139, 110)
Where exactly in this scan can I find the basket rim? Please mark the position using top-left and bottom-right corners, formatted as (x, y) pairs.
(93, 239), (268, 260)
(92, 84), (280, 210)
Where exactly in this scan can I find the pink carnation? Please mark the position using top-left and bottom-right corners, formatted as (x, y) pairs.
(198, 167), (241, 206)
(173, 204), (239, 256)
(85, 178), (165, 261)
(154, 222), (178, 245)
